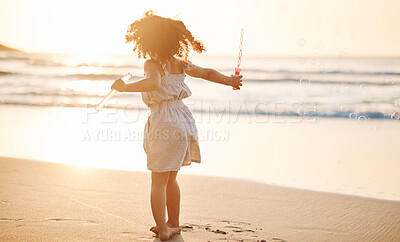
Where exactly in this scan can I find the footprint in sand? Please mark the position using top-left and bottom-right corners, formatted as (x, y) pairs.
(0, 217), (24, 221)
(181, 220), (271, 241)
(45, 218), (97, 224)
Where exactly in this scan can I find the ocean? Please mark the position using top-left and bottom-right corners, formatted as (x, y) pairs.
(1, 51), (400, 121)
(1, 51), (400, 201)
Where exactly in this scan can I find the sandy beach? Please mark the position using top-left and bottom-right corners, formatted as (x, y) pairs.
(1, 156), (399, 241)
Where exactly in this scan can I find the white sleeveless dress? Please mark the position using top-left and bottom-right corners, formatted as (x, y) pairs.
(141, 60), (201, 172)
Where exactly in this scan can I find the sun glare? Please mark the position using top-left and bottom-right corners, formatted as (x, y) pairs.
(65, 54), (112, 66)
(79, 66), (103, 75)
(1, 0), (399, 56)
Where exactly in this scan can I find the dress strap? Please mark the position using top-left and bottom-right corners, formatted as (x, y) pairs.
(159, 61), (169, 75)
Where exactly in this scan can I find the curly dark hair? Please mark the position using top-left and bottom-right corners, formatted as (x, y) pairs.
(125, 10), (206, 61)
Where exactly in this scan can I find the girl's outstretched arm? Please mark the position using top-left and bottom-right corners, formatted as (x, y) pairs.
(111, 60), (161, 92)
(185, 64), (243, 90)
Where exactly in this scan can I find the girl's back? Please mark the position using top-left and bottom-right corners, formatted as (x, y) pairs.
(141, 58), (194, 109)
(141, 56), (200, 172)
(158, 58), (185, 75)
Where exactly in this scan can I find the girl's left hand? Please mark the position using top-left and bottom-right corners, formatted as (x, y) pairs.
(229, 75), (243, 90)
(111, 78), (126, 92)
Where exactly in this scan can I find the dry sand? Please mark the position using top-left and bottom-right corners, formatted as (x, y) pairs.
(0, 157), (399, 241)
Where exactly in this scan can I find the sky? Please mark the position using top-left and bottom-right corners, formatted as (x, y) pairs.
(0, 0), (399, 57)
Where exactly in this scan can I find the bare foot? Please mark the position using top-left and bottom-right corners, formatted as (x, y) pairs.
(158, 227), (181, 241)
(150, 222), (179, 235)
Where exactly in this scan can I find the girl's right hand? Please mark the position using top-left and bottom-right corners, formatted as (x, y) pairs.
(111, 78), (126, 92)
(228, 75), (243, 90)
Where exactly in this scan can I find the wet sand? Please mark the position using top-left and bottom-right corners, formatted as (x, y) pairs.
(1, 157), (399, 241)
(1, 104), (400, 201)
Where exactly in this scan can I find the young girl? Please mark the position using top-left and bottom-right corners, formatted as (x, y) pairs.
(111, 11), (243, 241)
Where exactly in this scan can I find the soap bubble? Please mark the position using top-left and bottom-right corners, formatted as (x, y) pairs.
(303, 105), (317, 116)
(333, 26), (340, 34)
(357, 115), (367, 122)
(313, 105), (317, 111)
(340, 105), (348, 111)
(386, 78), (395, 85)
(310, 58), (317, 65)
(297, 58), (305, 65)
(280, 1), (288, 11)
(299, 78), (311, 87)
(349, 112), (357, 119)
(297, 38), (305, 47)
(391, 112), (400, 120)
(312, 42), (324, 51)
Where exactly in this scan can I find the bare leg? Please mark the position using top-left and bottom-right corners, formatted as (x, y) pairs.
(166, 171), (180, 227)
(150, 171), (181, 241)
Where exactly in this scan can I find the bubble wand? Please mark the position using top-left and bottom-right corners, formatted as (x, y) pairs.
(233, 28), (244, 90)
(94, 73), (132, 112)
